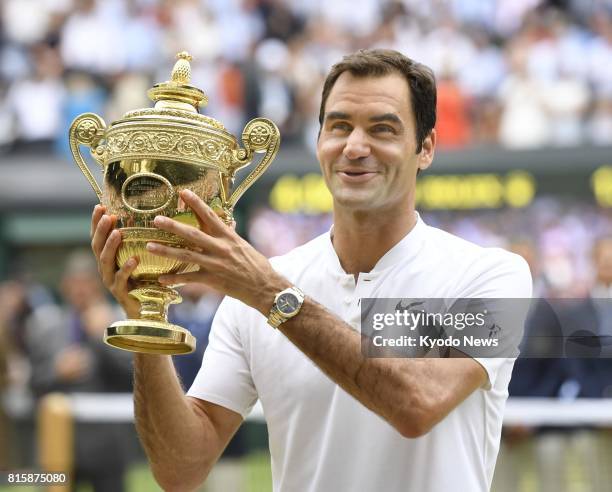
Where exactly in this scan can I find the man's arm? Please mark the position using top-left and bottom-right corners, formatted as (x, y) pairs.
(150, 190), (488, 439)
(133, 354), (242, 491)
(276, 299), (486, 437)
(90, 205), (243, 491)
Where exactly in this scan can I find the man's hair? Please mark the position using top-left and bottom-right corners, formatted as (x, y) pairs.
(318, 49), (437, 153)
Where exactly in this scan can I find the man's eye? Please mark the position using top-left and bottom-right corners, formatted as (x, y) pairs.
(330, 122), (351, 131)
(372, 125), (395, 134)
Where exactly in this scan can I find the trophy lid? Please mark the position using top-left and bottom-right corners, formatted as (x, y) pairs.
(116, 51), (227, 133)
(147, 51), (209, 111)
(71, 50), (279, 203)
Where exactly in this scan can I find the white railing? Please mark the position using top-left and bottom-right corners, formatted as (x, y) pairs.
(44, 394), (612, 426)
(6, 391), (612, 426)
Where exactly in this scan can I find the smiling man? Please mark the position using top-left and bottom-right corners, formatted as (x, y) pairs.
(91, 49), (531, 492)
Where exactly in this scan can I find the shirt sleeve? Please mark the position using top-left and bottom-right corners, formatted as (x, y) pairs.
(186, 296), (258, 418)
(463, 251), (533, 390)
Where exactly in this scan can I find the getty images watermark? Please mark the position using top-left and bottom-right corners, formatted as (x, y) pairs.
(361, 298), (612, 359)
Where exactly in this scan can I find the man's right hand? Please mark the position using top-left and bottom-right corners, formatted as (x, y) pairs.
(90, 205), (140, 318)
(54, 345), (91, 382)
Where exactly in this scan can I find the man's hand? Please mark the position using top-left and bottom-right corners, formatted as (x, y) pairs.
(54, 345), (91, 382)
(82, 304), (116, 339)
(146, 189), (288, 315)
(90, 205), (140, 318)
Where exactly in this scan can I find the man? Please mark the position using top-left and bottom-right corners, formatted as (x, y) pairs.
(25, 251), (133, 492)
(91, 49), (531, 491)
(550, 235), (612, 491)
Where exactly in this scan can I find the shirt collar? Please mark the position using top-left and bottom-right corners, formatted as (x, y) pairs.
(325, 212), (427, 279)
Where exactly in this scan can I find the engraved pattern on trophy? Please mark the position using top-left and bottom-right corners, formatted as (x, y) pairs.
(69, 51), (280, 355)
(123, 108), (225, 130)
(121, 172), (175, 214)
(103, 127), (235, 171)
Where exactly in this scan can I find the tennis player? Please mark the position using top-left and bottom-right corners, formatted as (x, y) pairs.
(91, 49), (531, 492)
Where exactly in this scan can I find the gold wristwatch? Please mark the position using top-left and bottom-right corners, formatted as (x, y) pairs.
(267, 286), (305, 328)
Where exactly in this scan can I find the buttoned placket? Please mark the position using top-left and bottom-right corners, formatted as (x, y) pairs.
(338, 274), (355, 325)
(344, 273), (376, 331)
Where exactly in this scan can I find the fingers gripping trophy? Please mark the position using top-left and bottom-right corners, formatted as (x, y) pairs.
(69, 52), (280, 355)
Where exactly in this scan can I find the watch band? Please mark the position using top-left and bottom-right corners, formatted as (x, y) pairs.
(267, 310), (287, 329)
(267, 286), (305, 329)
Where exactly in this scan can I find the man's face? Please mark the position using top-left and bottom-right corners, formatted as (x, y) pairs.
(316, 72), (434, 214)
(595, 238), (612, 285)
(61, 272), (103, 312)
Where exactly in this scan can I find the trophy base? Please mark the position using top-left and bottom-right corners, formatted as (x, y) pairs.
(105, 320), (196, 355)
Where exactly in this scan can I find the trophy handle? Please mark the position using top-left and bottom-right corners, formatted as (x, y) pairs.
(69, 113), (107, 202)
(227, 118), (280, 208)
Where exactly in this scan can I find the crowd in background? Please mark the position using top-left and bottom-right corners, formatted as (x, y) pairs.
(1, 0), (612, 156)
(1, 196), (612, 489)
(2, 0), (612, 490)
(248, 198), (612, 298)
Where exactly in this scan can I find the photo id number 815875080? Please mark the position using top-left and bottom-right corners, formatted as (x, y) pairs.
(1, 471), (68, 485)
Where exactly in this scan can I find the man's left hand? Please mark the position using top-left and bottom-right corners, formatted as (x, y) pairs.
(146, 189), (289, 315)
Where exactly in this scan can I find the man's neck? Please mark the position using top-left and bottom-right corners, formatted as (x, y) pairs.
(331, 206), (417, 279)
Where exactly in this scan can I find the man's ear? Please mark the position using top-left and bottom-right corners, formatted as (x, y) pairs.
(417, 129), (436, 172)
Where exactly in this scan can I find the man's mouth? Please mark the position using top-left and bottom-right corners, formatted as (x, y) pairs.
(337, 170), (378, 182)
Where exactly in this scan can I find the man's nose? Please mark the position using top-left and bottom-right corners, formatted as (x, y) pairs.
(343, 128), (370, 160)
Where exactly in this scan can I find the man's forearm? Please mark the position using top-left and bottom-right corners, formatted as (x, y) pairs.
(277, 298), (482, 437)
(278, 300), (417, 428)
(133, 354), (216, 489)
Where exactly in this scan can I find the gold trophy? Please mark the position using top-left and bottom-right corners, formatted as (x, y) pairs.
(69, 52), (280, 355)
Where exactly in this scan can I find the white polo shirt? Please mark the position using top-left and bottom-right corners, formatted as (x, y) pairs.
(188, 214), (532, 492)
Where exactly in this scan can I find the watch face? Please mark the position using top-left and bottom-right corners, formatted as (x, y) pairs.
(277, 292), (300, 315)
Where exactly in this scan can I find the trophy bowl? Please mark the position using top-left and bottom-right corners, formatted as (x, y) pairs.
(69, 52), (279, 355)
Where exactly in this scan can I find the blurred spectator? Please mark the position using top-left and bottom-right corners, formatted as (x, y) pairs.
(254, 39), (294, 134)
(121, 0), (162, 72)
(566, 236), (612, 399)
(533, 236), (612, 492)
(494, 239), (576, 492)
(260, 0), (305, 42)
(0, 83), (16, 151)
(161, 0), (221, 63)
(497, 42), (550, 148)
(0, 277), (53, 469)
(59, 0), (126, 75)
(1, 0), (611, 151)
(1, 0), (59, 45)
(56, 71), (108, 158)
(24, 250), (133, 492)
(588, 98), (612, 145)
(0, 286), (16, 469)
(543, 69), (589, 146)
(213, 0), (264, 63)
(104, 72), (149, 125)
(424, 18), (477, 78)
(495, 0), (544, 36)
(593, 235), (612, 296)
(587, 11), (612, 99)
(211, 59), (247, 136)
(435, 69), (471, 148)
(6, 44), (65, 152)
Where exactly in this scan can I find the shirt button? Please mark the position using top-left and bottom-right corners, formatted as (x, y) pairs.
(344, 297), (351, 304)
